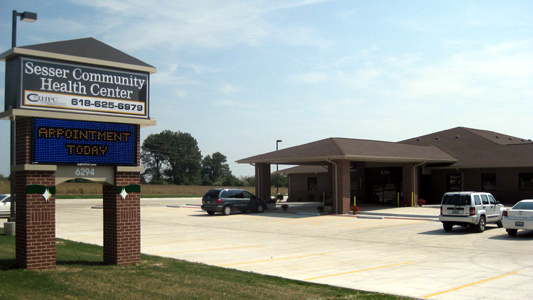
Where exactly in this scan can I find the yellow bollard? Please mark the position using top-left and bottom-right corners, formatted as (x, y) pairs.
(397, 192), (400, 207)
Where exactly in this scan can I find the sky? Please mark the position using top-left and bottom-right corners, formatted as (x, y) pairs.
(1, 0), (533, 178)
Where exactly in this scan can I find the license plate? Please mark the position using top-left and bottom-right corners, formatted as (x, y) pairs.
(450, 210), (460, 214)
(515, 221), (524, 227)
(207, 201), (211, 204)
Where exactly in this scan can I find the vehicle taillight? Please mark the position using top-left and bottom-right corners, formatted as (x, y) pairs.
(440, 206), (443, 215)
(469, 207), (475, 216)
(503, 210), (508, 217)
(216, 198), (222, 204)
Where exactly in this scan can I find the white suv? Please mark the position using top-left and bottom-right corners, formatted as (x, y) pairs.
(439, 192), (505, 232)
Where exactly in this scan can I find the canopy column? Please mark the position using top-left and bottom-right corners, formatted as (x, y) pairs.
(255, 163), (271, 202)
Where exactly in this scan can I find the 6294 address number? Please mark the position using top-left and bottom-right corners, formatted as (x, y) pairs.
(75, 168), (95, 177)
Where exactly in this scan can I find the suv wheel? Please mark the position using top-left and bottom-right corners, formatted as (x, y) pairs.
(442, 222), (453, 232)
(472, 216), (486, 233)
(222, 205), (232, 216)
(506, 229), (518, 236)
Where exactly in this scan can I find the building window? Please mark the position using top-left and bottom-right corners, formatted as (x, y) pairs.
(308, 177), (317, 192)
(519, 173), (533, 190)
(482, 173), (496, 190)
(447, 174), (462, 191)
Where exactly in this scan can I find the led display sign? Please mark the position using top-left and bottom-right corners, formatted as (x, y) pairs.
(18, 57), (149, 118)
(32, 118), (137, 166)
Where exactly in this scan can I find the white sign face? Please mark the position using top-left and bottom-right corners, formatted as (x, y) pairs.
(56, 165), (115, 185)
(24, 91), (146, 116)
(20, 57), (149, 118)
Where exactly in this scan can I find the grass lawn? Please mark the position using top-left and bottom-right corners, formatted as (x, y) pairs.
(0, 229), (411, 300)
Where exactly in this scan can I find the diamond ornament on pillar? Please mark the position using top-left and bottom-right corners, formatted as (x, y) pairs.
(42, 188), (52, 202)
(120, 188), (128, 200)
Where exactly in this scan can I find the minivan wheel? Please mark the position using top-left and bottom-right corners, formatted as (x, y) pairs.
(443, 222), (453, 232)
(222, 205), (232, 215)
(473, 216), (486, 233)
(256, 204), (265, 213)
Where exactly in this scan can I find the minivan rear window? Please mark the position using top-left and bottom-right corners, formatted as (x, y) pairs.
(204, 190), (221, 198)
(442, 194), (470, 206)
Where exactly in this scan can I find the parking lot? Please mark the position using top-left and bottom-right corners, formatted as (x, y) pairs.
(43, 198), (533, 299)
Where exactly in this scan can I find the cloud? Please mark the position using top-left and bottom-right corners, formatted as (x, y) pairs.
(399, 41), (533, 100)
(289, 71), (329, 84)
(220, 83), (241, 96)
(68, 0), (332, 51)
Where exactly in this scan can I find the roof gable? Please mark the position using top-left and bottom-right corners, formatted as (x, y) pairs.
(400, 127), (533, 168)
(1, 37), (156, 73)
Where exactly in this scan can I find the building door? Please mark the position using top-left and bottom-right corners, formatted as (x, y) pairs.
(366, 167), (402, 205)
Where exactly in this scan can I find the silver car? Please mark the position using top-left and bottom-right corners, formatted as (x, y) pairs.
(502, 199), (533, 236)
(0, 194), (11, 214)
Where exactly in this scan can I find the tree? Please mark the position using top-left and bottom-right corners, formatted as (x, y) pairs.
(141, 133), (170, 184)
(201, 152), (232, 185)
(271, 173), (288, 188)
(141, 130), (202, 185)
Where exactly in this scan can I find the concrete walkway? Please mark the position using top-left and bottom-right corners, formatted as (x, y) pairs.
(247, 201), (440, 220)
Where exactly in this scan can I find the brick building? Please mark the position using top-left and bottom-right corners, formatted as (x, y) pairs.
(238, 127), (533, 213)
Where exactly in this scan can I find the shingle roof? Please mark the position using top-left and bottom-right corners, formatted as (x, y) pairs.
(238, 127), (533, 169)
(277, 165), (329, 174)
(399, 127), (533, 168)
(237, 137), (457, 165)
(1, 37), (156, 73)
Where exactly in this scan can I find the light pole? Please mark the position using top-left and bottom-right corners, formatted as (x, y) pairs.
(9, 10), (37, 221)
(275, 140), (282, 196)
(12, 10), (38, 48)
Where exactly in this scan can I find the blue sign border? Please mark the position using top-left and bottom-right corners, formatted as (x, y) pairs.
(32, 118), (137, 166)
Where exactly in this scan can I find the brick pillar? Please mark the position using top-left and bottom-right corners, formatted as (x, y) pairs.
(15, 170), (56, 270)
(255, 163), (271, 202)
(103, 171), (141, 265)
(332, 160), (350, 214)
(402, 163), (418, 207)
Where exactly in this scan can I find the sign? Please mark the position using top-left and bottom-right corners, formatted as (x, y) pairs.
(56, 166), (115, 185)
(32, 118), (137, 166)
(20, 57), (149, 118)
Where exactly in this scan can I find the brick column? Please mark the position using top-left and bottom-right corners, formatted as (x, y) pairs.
(15, 170), (56, 270)
(332, 159), (351, 214)
(402, 163), (418, 207)
(255, 163), (271, 202)
(103, 171), (141, 265)
(13, 117), (57, 270)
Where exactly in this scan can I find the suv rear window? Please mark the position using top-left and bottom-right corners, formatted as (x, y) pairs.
(442, 194), (471, 206)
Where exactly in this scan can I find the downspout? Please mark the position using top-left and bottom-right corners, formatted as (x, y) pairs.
(326, 158), (338, 215)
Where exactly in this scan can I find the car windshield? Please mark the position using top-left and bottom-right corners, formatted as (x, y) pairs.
(442, 194), (470, 206)
(513, 201), (533, 210)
